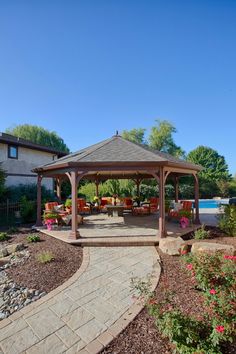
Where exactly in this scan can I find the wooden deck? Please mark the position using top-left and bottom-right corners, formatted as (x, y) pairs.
(35, 213), (200, 246)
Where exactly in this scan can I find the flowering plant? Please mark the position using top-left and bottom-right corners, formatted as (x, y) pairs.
(180, 216), (189, 228)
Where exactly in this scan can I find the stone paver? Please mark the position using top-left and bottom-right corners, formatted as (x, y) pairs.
(0, 246), (160, 354)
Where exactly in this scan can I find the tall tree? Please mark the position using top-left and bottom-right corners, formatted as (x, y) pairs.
(122, 128), (146, 144)
(187, 146), (231, 198)
(6, 124), (70, 153)
(148, 120), (185, 157)
(187, 146), (231, 181)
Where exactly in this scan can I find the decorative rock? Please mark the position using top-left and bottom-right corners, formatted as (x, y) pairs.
(0, 248), (8, 258)
(159, 237), (185, 256)
(0, 251), (46, 321)
(5, 243), (25, 254)
(191, 242), (235, 255)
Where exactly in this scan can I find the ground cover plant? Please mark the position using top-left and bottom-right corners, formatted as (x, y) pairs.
(27, 233), (41, 243)
(0, 232), (9, 241)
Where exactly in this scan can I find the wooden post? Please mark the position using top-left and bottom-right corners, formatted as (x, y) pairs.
(174, 176), (179, 203)
(159, 167), (166, 238)
(136, 179), (141, 198)
(69, 170), (79, 239)
(95, 180), (99, 198)
(194, 174), (201, 224)
(56, 178), (62, 202)
(36, 175), (43, 226)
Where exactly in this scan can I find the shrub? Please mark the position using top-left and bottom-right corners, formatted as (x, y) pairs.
(218, 205), (236, 236)
(37, 251), (54, 263)
(132, 252), (236, 354)
(27, 234), (41, 243)
(7, 227), (19, 234)
(0, 232), (9, 241)
(20, 196), (36, 223)
(5, 183), (54, 203)
(194, 225), (210, 240)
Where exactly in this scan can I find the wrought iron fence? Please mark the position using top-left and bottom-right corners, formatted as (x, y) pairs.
(0, 200), (37, 226)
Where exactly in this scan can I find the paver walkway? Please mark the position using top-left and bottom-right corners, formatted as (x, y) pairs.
(0, 246), (160, 354)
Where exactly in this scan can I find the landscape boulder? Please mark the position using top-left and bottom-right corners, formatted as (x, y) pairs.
(159, 237), (185, 256)
(191, 242), (235, 256)
(0, 243), (25, 258)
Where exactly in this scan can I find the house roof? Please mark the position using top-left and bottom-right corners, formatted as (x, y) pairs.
(33, 135), (202, 177)
(0, 132), (68, 157)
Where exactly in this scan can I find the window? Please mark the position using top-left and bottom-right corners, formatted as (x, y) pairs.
(8, 145), (18, 159)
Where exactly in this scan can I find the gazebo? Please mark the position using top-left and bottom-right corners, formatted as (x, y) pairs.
(33, 134), (202, 240)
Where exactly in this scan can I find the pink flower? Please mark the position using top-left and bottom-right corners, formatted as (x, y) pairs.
(210, 289), (216, 295)
(186, 264), (193, 270)
(224, 255), (236, 260)
(215, 325), (225, 333)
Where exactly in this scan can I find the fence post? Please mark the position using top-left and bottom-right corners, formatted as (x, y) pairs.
(6, 198), (9, 223)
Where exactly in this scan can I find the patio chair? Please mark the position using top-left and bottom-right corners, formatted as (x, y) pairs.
(77, 198), (91, 214)
(149, 197), (159, 213)
(44, 202), (68, 225)
(132, 202), (150, 216)
(168, 200), (193, 222)
(99, 197), (113, 212)
(122, 197), (133, 212)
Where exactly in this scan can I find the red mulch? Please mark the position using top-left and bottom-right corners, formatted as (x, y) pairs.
(102, 230), (236, 354)
(5, 231), (83, 293)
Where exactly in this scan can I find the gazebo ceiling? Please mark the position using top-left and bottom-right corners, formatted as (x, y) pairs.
(32, 134), (202, 178)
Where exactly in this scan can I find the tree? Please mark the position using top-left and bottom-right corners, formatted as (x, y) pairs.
(6, 124), (69, 153)
(187, 146), (231, 198)
(187, 146), (231, 181)
(148, 120), (185, 157)
(122, 128), (146, 144)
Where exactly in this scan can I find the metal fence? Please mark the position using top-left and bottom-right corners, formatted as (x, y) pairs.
(0, 200), (37, 226)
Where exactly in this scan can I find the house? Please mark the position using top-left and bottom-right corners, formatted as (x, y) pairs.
(0, 132), (68, 190)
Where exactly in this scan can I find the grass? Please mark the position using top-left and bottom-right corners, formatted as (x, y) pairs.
(37, 251), (54, 264)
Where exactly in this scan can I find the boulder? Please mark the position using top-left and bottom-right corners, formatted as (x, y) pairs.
(5, 243), (24, 255)
(191, 242), (235, 255)
(159, 237), (185, 256)
(0, 248), (8, 258)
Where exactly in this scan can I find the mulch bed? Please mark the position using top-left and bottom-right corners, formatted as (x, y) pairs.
(102, 229), (236, 354)
(5, 230), (83, 293)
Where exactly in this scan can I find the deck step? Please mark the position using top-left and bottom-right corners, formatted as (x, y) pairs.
(70, 236), (159, 247)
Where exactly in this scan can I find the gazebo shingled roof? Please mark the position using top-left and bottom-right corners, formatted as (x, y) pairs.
(33, 135), (201, 173)
(34, 134), (202, 240)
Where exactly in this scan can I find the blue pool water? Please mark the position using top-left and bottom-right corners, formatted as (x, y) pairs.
(199, 200), (225, 209)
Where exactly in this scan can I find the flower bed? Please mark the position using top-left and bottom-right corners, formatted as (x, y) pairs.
(102, 231), (236, 354)
(0, 229), (83, 320)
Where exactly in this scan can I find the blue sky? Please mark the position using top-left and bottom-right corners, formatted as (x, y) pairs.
(0, 0), (235, 174)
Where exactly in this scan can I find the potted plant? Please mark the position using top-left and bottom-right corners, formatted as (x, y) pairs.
(43, 212), (58, 230)
(65, 199), (72, 213)
(179, 210), (192, 228)
(93, 196), (100, 206)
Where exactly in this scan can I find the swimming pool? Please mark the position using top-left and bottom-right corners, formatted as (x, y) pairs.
(198, 199), (227, 209)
